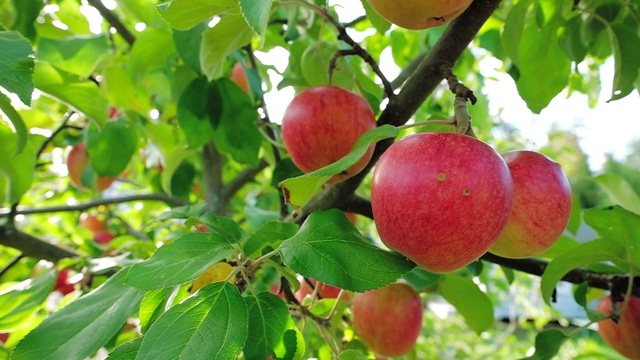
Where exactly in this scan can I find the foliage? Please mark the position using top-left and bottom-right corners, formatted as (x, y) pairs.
(0, 0), (639, 359)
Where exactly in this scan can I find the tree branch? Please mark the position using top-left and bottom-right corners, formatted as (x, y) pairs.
(0, 227), (79, 262)
(202, 143), (226, 215)
(222, 158), (269, 204)
(86, 0), (136, 46)
(0, 193), (189, 217)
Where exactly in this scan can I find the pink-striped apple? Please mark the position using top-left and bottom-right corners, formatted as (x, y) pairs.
(67, 143), (117, 191)
(366, 0), (473, 30)
(231, 63), (250, 93)
(597, 295), (640, 360)
(371, 132), (513, 273)
(353, 283), (423, 357)
(489, 150), (571, 258)
(281, 86), (377, 184)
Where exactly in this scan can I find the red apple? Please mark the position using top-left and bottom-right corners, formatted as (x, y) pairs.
(93, 230), (115, 245)
(366, 0), (473, 29)
(317, 281), (351, 302)
(597, 295), (640, 360)
(67, 143), (117, 191)
(371, 132), (514, 273)
(54, 269), (76, 295)
(352, 283), (423, 357)
(0, 332), (8, 343)
(489, 150), (572, 258)
(79, 213), (107, 232)
(281, 86), (377, 184)
(231, 63), (250, 93)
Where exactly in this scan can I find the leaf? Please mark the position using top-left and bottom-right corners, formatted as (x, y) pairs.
(583, 206), (640, 266)
(402, 267), (442, 291)
(573, 282), (608, 322)
(280, 209), (415, 292)
(173, 23), (206, 74)
(239, 0), (274, 40)
(12, 269), (145, 360)
(0, 30), (35, 106)
(10, 0), (44, 42)
(607, 22), (640, 101)
(0, 271), (55, 331)
(244, 221), (299, 258)
(594, 173), (640, 215)
(359, 0), (391, 33)
(557, 15), (587, 63)
(154, 203), (207, 221)
(136, 282), (248, 360)
(540, 239), (627, 305)
(33, 61), (108, 126)
(0, 123), (35, 205)
(339, 349), (369, 360)
(438, 274), (494, 334)
(107, 337), (143, 360)
(200, 13), (254, 80)
(519, 329), (567, 360)
(176, 76), (216, 148)
(300, 41), (352, 88)
(86, 117), (138, 177)
(139, 288), (173, 333)
(157, 0), (238, 31)
(243, 292), (303, 359)
(103, 64), (151, 114)
(125, 232), (237, 290)
(0, 92), (27, 156)
(198, 212), (245, 242)
(279, 125), (398, 208)
(36, 35), (109, 77)
(501, 0), (534, 65)
(566, 194), (582, 235)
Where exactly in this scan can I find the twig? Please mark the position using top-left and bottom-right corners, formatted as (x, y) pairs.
(86, 0), (136, 46)
(221, 158), (269, 204)
(442, 66), (478, 136)
(36, 112), (75, 159)
(0, 254), (25, 278)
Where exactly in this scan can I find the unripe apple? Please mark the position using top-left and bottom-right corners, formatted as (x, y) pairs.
(489, 150), (572, 258)
(597, 295), (640, 360)
(67, 143), (117, 191)
(352, 283), (423, 357)
(231, 63), (250, 93)
(281, 86), (377, 184)
(366, 0), (473, 30)
(191, 262), (235, 293)
(371, 132), (514, 273)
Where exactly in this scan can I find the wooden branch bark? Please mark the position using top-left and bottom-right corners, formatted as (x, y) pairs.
(86, 0), (136, 46)
(0, 227), (79, 262)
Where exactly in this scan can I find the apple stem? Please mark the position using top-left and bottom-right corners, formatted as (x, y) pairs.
(441, 66), (478, 137)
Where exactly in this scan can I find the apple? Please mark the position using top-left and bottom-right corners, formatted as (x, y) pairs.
(0, 332), (8, 343)
(281, 86), (377, 184)
(54, 269), (76, 295)
(191, 262), (235, 293)
(371, 132), (514, 273)
(597, 295), (640, 360)
(352, 283), (423, 357)
(489, 150), (572, 258)
(79, 213), (107, 232)
(366, 0), (473, 30)
(67, 143), (117, 191)
(231, 63), (250, 93)
(93, 230), (115, 245)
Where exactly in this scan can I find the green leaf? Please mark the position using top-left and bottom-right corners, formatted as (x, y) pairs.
(0, 271), (55, 331)
(9, 0), (44, 42)
(124, 232), (236, 290)
(154, 202), (207, 221)
(501, 0), (534, 65)
(360, 0), (391, 33)
(280, 209), (415, 292)
(86, 117), (138, 177)
(402, 267), (442, 291)
(300, 41), (352, 88)
(36, 35), (109, 77)
(573, 282), (608, 322)
(176, 76), (216, 148)
(244, 221), (299, 258)
(33, 61), (108, 126)
(12, 269), (145, 360)
(174, 23), (206, 74)
(136, 282), (248, 360)
(0, 92), (27, 155)
(197, 212), (245, 242)
(200, 13), (254, 80)
(279, 125), (398, 208)
(520, 329), (567, 360)
(594, 173), (640, 215)
(139, 288), (173, 334)
(0, 123), (35, 205)
(129, 29), (176, 77)
(566, 194), (582, 235)
(607, 22), (640, 101)
(583, 206), (640, 266)
(0, 30), (35, 106)
(243, 292), (303, 359)
(540, 239), (627, 305)
(157, 0), (238, 31)
(239, 0), (274, 40)
(107, 337), (143, 360)
(558, 15), (587, 63)
(339, 349), (369, 360)
(438, 274), (494, 334)
(103, 64), (151, 114)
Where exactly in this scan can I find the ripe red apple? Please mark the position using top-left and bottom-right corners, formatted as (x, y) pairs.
(93, 230), (115, 245)
(231, 63), (250, 93)
(597, 295), (640, 360)
(54, 269), (76, 295)
(352, 283), (423, 357)
(67, 143), (117, 191)
(366, 0), (473, 30)
(489, 150), (572, 258)
(79, 213), (107, 232)
(0, 332), (8, 343)
(281, 86), (377, 184)
(371, 132), (514, 273)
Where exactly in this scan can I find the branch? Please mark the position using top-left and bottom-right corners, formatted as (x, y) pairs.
(222, 158), (269, 204)
(86, 0), (136, 46)
(0, 193), (189, 217)
(0, 227), (79, 262)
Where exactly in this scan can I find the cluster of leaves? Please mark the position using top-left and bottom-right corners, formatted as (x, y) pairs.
(0, 0), (639, 359)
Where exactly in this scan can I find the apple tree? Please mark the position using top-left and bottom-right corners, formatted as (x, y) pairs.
(0, 0), (640, 359)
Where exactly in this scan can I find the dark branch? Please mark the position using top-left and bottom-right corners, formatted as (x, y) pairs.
(222, 158), (269, 204)
(86, 0), (136, 46)
(0, 227), (79, 262)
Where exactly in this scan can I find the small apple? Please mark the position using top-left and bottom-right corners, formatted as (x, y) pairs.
(597, 295), (640, 360)
(0, 332), (8, 343)
(366, 0), (473, 30)
(79, 213), (106, 232)
(54, 269), (76, 295)
(281, 86), (377, 184)
(67, 143), (117, 191)
(231, 63), (250, 94)
(489, 150), (572, 258)
(352, 283), (423, 357)
(93, 230), (115, 245)
(191, 262), (235, 293)
(371, 132), (514, 273)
